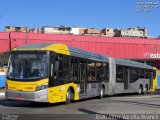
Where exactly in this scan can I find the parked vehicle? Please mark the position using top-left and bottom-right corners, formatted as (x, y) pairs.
(0, 67), (7, 88)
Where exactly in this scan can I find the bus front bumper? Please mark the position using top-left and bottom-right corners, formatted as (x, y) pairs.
(5, 89), (48, 102)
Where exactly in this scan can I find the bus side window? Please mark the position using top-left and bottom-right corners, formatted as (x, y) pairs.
(88, 61), (96, 81)
(116, 65), (124, 82)
(130, 67), (134, 83)
(153, 70), (156, 79)
(130, 67), (139, 83)
(144, 69), (149, 79)
(139, 68), (144, 78)
(106, 63), (109, 81)
(79, 60), (87, 82)
(54, 60), (59, 72)
(69, 57), (79, 81)
(133, 67), (139, 82)
(103, 63), (109, 81)
(53, 55), (60, 79)
(49, 53), (55, 87)
(54, 55), (69, 81)
(96, 62), (103, 81)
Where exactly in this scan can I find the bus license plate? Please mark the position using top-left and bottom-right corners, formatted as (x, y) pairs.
(17, 96), (25, 100)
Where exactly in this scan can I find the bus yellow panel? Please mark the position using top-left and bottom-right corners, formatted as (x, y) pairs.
(48, 83), (80, 103)
(7, 78), (48, 92)
(150, 67), (158, 92)
(44, 44), (70, 55)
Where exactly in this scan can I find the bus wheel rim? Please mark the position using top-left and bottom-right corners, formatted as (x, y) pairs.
(100, 89), (103, 96)
(139, 87), (142, 94)
(67, 91), (71, 99)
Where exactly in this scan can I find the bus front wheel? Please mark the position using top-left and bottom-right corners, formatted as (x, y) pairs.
(66, 89), (73, 104)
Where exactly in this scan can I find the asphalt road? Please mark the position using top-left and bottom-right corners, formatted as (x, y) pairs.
(0, 93), (160, 120)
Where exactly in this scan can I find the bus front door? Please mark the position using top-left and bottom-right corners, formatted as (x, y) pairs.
(124, 68), (130, 90)
(79, 61), (87, 96)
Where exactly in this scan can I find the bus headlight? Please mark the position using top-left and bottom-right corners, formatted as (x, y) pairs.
(36, 83), (48, 91)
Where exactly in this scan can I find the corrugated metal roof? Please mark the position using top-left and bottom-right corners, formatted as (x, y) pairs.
(1, 32), (160, 60)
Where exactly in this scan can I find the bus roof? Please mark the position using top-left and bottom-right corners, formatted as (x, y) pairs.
(68, 46), (109, 62)
(115, 58), (152, 69)
(13, 42), (109, 61)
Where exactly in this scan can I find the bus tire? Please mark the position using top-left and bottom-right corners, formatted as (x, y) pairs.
(138, 85), (143, 95)
(66, 89), (72, 104)
(99, 86), (105, 99)
(143, 84), (148, 94)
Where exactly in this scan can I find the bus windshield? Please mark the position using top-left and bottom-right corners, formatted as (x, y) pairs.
(7, 52), (48, 80)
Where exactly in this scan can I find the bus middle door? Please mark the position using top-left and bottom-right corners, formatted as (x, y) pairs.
(124, 68), (130, 91)
(79, 61), (87, 96)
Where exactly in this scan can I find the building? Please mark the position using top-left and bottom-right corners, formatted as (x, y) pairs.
(114, 27), (147, 38)
(84, 28), (100, 36)
(100, 28), (115, 37)
(41, 26), (71, 34)
(70, 27), (87, 35)
(147, 36), (155, 39)
(29, 28), (41, 33)
(79, 27), (86, 35)
(5, 26), (150, 38)
(70, 27), (79, 35)
(5, 26), (16, 32)
(5, 26), (29, 32)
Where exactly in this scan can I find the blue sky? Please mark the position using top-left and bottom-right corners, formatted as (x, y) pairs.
(0, 0), (160, 36)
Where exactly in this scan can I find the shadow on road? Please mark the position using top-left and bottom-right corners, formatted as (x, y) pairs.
(110, 99), (160, 108)
(0, 96), (104, 108)
(0, 99), (66, 108)
(0, 97), (99, 108)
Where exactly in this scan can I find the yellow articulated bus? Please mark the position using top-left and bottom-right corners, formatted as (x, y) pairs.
(6, 43), (157, 104)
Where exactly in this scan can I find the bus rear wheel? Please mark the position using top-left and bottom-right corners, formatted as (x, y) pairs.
(99, 87), (105, 99)
(143, 84), (148, 94)
(138, 85), (143, 95)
